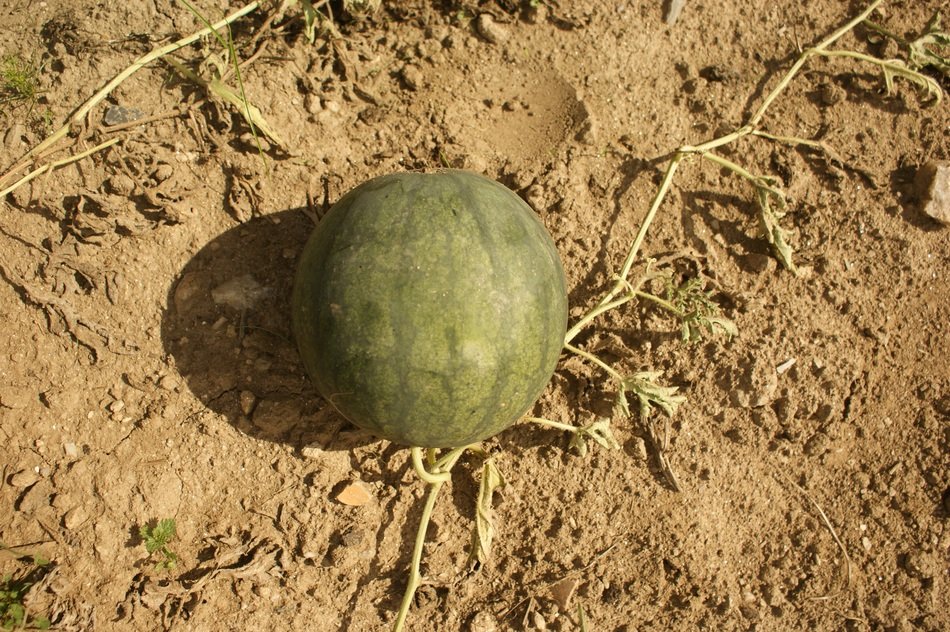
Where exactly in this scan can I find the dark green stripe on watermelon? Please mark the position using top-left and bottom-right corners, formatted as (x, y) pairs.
(292, 170), (568, 448)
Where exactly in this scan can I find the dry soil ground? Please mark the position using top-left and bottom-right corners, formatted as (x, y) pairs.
(0, 1), (948, 631)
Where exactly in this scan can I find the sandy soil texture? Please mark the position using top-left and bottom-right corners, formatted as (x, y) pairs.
(1, 1), (948, 630)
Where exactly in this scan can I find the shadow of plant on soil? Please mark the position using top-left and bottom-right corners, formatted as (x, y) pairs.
(161, 208), (372, 452)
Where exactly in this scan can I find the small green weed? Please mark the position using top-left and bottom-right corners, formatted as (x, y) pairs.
(0, 551), (50, 631)
(0, 54), (39, 106)
(139, 518), (178, 572)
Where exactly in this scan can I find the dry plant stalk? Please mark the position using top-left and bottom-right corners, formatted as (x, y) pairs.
(562, 0), (942, 427)
(0, 1), (262, 196)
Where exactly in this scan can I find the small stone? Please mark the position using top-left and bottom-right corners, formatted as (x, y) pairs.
(239, 390), (257, 416)
(739, 604), (760, 621)
(525, 184), (544, 210)
(915, 161), (950, 225)
(467, 610), (498, 632)
(340, 529), (364, 547)
(549, 577), (578, 610)
(3, 123), (24, 149)
(531, 611), (547, 630)
(475, 14), (509, 44)
(731, 354), (779, 408)
(524, 2), (548, 24)
(211, 274), (269, 310)
(107, 399), (125, 413)
(699, 65), (738, 82)
(304, 93), (321, 115)
(861, 536), (872, 552)
(63, 442), (80, 459)
(157, 375), (178, 391)
(336, 482), (373, 506)
(903, 551), (936, 579)
(10, 469), (40, 488)
(103, 105), (145, 126)
(63, 506), (88, 530)
(301, 443), (326, 459)
(17, 480), (52, 513)
(400, 65), (423, 91)
(633, 437), (648, 460)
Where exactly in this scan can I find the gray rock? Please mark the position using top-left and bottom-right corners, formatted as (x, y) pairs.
(103, 105), (145, 126)
(915, 161), (950, 225)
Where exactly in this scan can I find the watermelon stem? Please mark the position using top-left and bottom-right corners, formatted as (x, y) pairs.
(564, 0), (900, 345)
(393, 446), (468, 632)
(410, 447), (451, 485)
(563, 343), (623, 383)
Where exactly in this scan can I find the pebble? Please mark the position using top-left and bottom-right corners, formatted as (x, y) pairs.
(3, 123), (24, 149)
(742, 252), (776, 274)
(63, 506), (88, 530)
(152, 164), (174, 183)
(549, 577), (578, 610)
(211, 274), (269, 310)
(524, 2), (547, 24)
(915, 161), (950, 225)
(10, 469), (40, 488)
(63, 442), (80, 459)
(816, 81), (844, 106)
(475, 14), (509, 44)
(467, 610), (498, 632)
(239, 390), (257, 416)
(301, 442), (326, 459)
(531, 611), (547, 630)
(103, 105), (145, 126)
(633, 437), (648, 460)
(732, 355), (778, 408)
(400, 65), (423, 91)
(336, 482), (373, 506)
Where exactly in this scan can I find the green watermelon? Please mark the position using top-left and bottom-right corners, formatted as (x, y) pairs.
(292, 170), (568, 448)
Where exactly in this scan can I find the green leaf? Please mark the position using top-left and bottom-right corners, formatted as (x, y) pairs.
(619, 371), (686, 421)
(569, 418), (620, 457)
(301, 0), (319, 43)
(753, 176), (798, 274)
(663, 276), (738, 343)
(469, 458), (505, 569)
(908, 11), (950, 76)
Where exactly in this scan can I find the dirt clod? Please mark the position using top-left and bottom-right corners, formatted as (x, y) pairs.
(915, 161), (950, 225)
(476, 14), (510, 44)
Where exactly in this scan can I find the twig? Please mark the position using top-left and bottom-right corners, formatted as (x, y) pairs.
(0, 138), (120, 200)
(500, 540), (621, 621)
(0, 0), (261, 185)
(645, 418), (681, 492)
(775, 472), (854, 598)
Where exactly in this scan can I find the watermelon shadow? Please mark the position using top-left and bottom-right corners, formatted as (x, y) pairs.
(161, 209), (373, 450)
